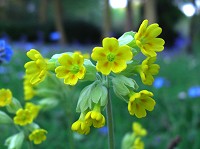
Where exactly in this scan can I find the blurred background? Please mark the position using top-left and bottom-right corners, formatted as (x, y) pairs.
(0, 0), (200, 148)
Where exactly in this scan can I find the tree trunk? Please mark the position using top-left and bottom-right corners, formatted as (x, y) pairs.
(102, 0), (112, 38)
(39, 0), (47, 24)
(53, 0), (67, 44)
(144, 0), (157, 23)
(125, 0), (133, 31)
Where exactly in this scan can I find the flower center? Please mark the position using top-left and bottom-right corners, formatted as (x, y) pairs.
(107, 53), (115, 62)
(70, 65), (80, 74)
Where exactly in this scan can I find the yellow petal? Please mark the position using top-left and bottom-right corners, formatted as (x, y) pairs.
(103, 37), (119, 52)
(115, 45), (133, 61)
(134, 103), (147, 118)
(27, 49), (40, 60)
(140, 97), (156, 111)
(91, 47), (106, 61)
(76, 66), (85, 79)
(111, 60), (127, 73)
(58, 54), (73, 66)
(64, 74), (78, 85)
(73, 53), (84, 66)
(96, 61), (112, 75)
(55, 66), (70, 78)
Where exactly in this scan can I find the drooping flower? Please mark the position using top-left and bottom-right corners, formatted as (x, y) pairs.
(24, 49), (48, 85)
(29, 129), (47, 144)
(25, 102), (40, 119)
(128, 90), (156, 118)
(91, 37), (133, 75)
(55, 53), (86, 85)
(133, 137), (144, 149)
(13, 108), (33, 126)
(71, 113), (90, 135)
(85, 105), (105, 128)
(0, 88), (12, 107)
(23, 75), (35, 100)
(135, 20), (165, 57)
(137, 57), (160, 85)
(132, 122), (147, 137)
(0, 40), (13, 64)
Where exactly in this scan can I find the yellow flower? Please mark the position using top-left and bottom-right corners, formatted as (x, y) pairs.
(85, 110), (105, 128)
(29, 129), (47, 144)
(24, 49), (48, 85)
(128, 90), (156, 118)
(91, 37), (133, 75)
(138, 57), (160, 85)
(135, 20), (165, 57)
(0, 88), (12, 107)
(55, 53), (86, 85)
(23, 76), (35, 100)
(25, 102), (40, 119)
(13, 108), (33, 126)
(133, 138), (144, 149)
(132, 122), (147, 137)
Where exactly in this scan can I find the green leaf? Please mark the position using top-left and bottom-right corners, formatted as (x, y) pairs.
(6, 98), (22, 114)
(5, 132), (24, 149)
(118, 31), (136, 46)
(91, 83), (102, 104)
(100, 85), (108, 107)
(38, 98), (59, 111)
(0, 111), (13, 124)
(81, 59), (97, 82)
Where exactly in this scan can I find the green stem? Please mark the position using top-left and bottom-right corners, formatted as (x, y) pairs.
(106, 76), (115, 149)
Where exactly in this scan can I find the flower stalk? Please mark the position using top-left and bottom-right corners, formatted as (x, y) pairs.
(106, 76), (115, 149)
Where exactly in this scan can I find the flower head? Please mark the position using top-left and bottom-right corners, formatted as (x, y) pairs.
(128, 90), (156, 118)
(0, 40), (13, 64)
(132, 122), (147, 137)
(25, 102), (40, 119)
(13, 108), (34, 126)
(24, 49), (48, 85)
(71, 116), (91, 135)
(23, 75), (35, 100)
(29, 129), (47, 144)
(0, 88), (12, 107)
(133, 137), (144, 149)
(55, 53), (86, 85)
(91, 37), (133, 75)
(138, 57), (160, 85)
(85, 110), (105, 128)
(135, 20), (165, 57)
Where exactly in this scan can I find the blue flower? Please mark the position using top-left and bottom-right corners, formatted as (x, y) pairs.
(0, 40), (13, 64)
(98, 126), (108, 135)
(153, 77), (170, 89)
(188, 86), (200, 98)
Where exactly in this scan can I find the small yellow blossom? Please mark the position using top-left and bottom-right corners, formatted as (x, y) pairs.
(24, 49), (48, 85)
(85, 110), (105, 128)
(29, 129), (47, 144)
(23, 76), (35, 100)
(14, 108), (33, 126)
(135, 20), (165, 57)
(133, 138), (144, 149)
(128, 90), (156, 118)
(55, 53), (86, 85)
(71, 119), (90, 135)
(91, 37), (133, 75)
(138, 57), (160, 85)
(25, 102), (40, 119)
(0, 88), (12, 107)
(132, 122), (147, 137)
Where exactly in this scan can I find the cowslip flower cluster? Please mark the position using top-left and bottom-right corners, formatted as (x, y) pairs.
(0, 88), (47, 148)
(22, 19), (164, 136)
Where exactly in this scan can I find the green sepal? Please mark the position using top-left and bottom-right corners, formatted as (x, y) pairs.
(112, 75), (138, 103)
(37, 98), (59, 111)
(76, 81), (108, 113)
(118, 31), (141, 55)
(0, 111), (13, 124)
(6, 98), (22, 114)
(121, 133), (135, 149)
(5, 132), (24, 149)
(26, 123), (40, 132)
(81, 59), (97, 82)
